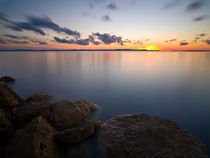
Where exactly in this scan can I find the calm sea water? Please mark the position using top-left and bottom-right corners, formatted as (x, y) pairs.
(0, 51), (210, 156)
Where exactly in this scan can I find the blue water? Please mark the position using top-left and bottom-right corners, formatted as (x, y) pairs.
(0, 51), (210, 156)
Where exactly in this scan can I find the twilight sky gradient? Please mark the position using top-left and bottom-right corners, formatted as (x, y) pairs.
(0, 0), (210, 50)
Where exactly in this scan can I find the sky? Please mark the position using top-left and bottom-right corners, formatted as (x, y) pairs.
(0, 0), (210, 50)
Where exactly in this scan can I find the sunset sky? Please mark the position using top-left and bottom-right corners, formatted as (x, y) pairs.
(0, 0), (210, 50)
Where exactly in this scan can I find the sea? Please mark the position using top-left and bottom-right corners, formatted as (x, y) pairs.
(0, 51), (210, 157)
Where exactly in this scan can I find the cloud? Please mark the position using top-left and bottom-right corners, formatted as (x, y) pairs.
(163, 0), (180, 9)
(8, 40), (29, 44)
(93, 32), (123, 45)
(0, 13), (10, 23)
(0, 14), (80, 38)
(31, 40), (48, 45)
(101, 15), (111, 22)
(165, 39), (177, 43)
(107, 3), (117, 11)
(180, 41), (189, 46)
(186, 1), (205, 12)
(206, 39), (210, 45)
(193, 16), (207, 22)
(3, 34), (28, 39)
(0, 39), (7, 44)
(54, 37), (90, 45)
(89, 35), (101, 45)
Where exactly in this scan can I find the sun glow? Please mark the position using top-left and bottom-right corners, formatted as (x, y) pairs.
(137, 45), (160, 51)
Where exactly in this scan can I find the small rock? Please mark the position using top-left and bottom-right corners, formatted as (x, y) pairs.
(42, 100), (99, 131)
(100, 114), (208, 158)
(6, 116), (58, 158)
(54, 120), (100, 144)
(0, 82), (22, 113)
(26, 94), (52, 104)
(0, 76), (15, 83)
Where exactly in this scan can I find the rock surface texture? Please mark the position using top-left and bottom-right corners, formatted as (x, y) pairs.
(54, 120), (100, 144)
(42, 100), (99, 131)
(6, 116), (57, 158)
(0, 76), (15, 83)
(0, 82), (22, 113)
(99, 114), (208, 158)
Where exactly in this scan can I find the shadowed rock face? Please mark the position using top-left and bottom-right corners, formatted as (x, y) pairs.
(0, 82), (22, 113)
(15, 94), (53, 127)
(54, 120), (101, 144)
(6, 116), (58, 158)
(42, 100), (99, 131)
(0, 76), (15, 83)
(100, 114), (208, 158)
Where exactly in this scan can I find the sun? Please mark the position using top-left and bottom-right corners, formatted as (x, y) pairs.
(138, 45), (160, 51)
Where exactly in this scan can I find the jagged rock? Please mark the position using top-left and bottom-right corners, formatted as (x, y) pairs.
(42, 100), (99, 131)
(6, 116), (58, 158)
(99, 114), (208, 158)
(0, 82), (22, 113)
(26, 94), (52, 104)
(0, 76), (15, 83)
(54, 120), (100, 144)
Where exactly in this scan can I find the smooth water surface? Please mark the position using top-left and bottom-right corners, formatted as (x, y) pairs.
(0, 51), (210, 156)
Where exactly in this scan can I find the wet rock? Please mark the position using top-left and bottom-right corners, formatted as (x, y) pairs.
(42, 100), (99, 131)
(6, 116), (58, 158)
(26, 94), (52, 104)
(0, 76), (15, 83)
(55, 120), (100, 144)
(100, 114), (208, 158)
(0, 82), (22, 113)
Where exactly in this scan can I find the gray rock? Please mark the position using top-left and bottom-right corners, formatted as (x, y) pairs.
(6, 116), (58, 158)
(0, 76), (15, 83)
(42, 100), (99, 131)
(0, 82), (22, 113)
(54, 120), (100, 144)
(0, 108), (13, 137)
(100, 114), (208, 158)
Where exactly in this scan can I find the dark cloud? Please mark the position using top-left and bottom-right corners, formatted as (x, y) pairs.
(193, 16), (207, 22)
(89, 35), (100, 45)
(88, 0), (105, 9)
(8, 40), (29, 44)
(31, 40), (47, 45)
(54, 37), (90, 45)
(186, 1), (205, 12)
(206, 39), (210, 45)
(107, 3), (117, 11)
(0, 14), (80, 38)
(94, 32), (123, 45)
(165, 39), (177, 43)
(180, 41), (189, 46)
(0, 13), (10, 23)
(163, 0), (180, 9)
(3, 34), (28, 39)
(0, 39), (7, 44)
(101, 15), (111, 22)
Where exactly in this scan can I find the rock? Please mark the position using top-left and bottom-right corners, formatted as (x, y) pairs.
(15, 102), (49, 127)
(99, 114), (208, 158)
(26, 94), (52, 104)
(42, 100), (99, 131)
(6, 116), (58, 158)
(0, 76), (15, 83)
(54, 120), (100, 144)
(0, 108), (13, 147)
(0, 82), (22, 113)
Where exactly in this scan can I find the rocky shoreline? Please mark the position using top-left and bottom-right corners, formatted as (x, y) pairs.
(0, 76), (208, 158)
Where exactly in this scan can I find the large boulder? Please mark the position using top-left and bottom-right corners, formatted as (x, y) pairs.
(42, 100), (99, 131)
(0, 76), (15, 83)
(0, 82), (22, 113)
(99, 114), (208, 158)
(15, 94), (52, 127)
(54, 120), (100, 144)
(6, 116), (58, 158)
(0, 108), (13, 147)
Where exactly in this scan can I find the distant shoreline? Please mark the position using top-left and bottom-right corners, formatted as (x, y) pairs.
(0, 49), (210, 52)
